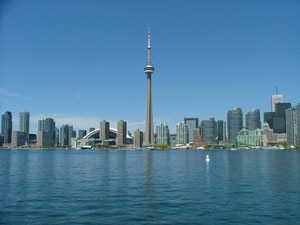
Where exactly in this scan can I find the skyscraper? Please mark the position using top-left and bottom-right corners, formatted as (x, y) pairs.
(1, 111), (12, 144)
(217, 120), (226, 144)
(134, 129), (143, 148)
(100, 120), (109, 141)
(60, 124), (73, 146)
(227, 107), (243, 144)
(38, 118), (56, 146)
(271, 86), (283, 112)
(117, 120), (127, 146)
(246, 109), (261, 130)
(201, 118), (217, 144)
(156, 123), (170, 145)
(19, 110), (30, 133)
(176, 123), (189, 145)
(286, 104), (300, 147)
(193, 128), (201, 143)
(78, 130), (87, 138)
(144, 27), (155, 145)
(184, 117), (199, 143)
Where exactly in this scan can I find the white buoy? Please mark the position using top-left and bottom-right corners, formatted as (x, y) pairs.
(206, 155), (210, 162)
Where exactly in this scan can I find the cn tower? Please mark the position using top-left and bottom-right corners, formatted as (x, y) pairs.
(144, 27), (155, 145)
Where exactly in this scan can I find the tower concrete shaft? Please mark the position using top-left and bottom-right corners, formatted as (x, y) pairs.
(144, 27), (154, 145)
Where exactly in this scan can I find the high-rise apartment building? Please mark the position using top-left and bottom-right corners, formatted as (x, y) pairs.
(227, 107), (243, 144)
(217, 120), (226, 144)
(176, 123), (189, 145)
(1, 111), (12, 144)
(117, 120), (127, 146)
(286, 104), (300, 147)
(184, 117), (199, 143)
(246, 109), (261, 130)
(201, 118), (217, 144)
(78, 130), (87, 138)
(38, 118), (56, 146)
(60, 124), (73, 146)
(19, 110), (30, 133)
(134, 129), (143, 148)
(156, 123), (170, 145)
(193, 128), (201, 143)
(12, 131), (28, 147)
(100, 120), (110, 141)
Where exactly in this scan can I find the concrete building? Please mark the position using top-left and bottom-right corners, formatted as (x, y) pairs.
(176, 123), (189, 145)
(201, 118), (217, 145)
(100, 120), (110, 142)
(38, 131), (53, 147)
(12, 131), (28, 147)
(227, 107), (243, 144)
(217, 120), (226, 144)
(144, 27), (155, 145)
(263, 122), (286, 145)
(184, 117), (199, 143)
(246, 109), (261, 130)
(1, 111), (12, 144)
(156, 123), (170, 145)
(19, 110), (30, 133)
(117, 120), (127, 146)
(286, 104), (300, 147)
(60, 124), (73, 146)
(78, 130), (87, 139)
(134, 129), (143, 148)
(236, 128), (267, 148)
(193, 128), (201, 144)
(38, 118), (56, 146)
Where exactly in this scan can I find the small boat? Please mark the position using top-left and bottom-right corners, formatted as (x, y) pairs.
(206, 155), (210, 162)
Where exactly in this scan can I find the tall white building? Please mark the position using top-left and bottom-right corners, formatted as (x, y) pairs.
(156, 123), (170, 145)
(271, 86), (283, 112)
(176, 123), (189, 145)
(19, 110), (30, 133)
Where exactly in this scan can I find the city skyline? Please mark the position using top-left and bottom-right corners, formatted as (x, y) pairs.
(0, 0), (299, 134)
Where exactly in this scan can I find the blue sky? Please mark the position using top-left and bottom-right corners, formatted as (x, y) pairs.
(0, 0), (299, 133)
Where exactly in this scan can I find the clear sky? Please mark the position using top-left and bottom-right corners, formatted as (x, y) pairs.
(0, 0), (299, 134)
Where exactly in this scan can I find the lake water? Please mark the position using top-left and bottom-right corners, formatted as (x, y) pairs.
(1, 149), (300, 224)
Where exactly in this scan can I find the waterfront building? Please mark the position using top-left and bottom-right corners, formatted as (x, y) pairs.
(100, 120), (110, 142)
(217, 120), (226, 144)
(193, 128), (201, 144)
(271, 86), (283, 112)
(176, 123), (189, 145)
(54, 128), (59, 146)
(246, 109), (261, 130)
(60, 124), (73, 146)
(117, 120), (127, 146)
(264, 112), (276, 129)
(134, 129), (143, 148)
(170, 134), (177, 147)
(38, 131), (53, 147)
(38, 118), (56, 146)
(273, 103), (291, 133)
(184, 117), (199, 143)
(19, 110), (30, 133)
(156, 123), (170, 145)
(72, 130), (76, 138)
(144, 27), (155, 145)
(0, 135), (4, 146)
(286, 104), (300, 147)
(89, 127), (95, 133)
(263, 122), (287, 145)
(1, 111), (12, 144)
(236, 128), (267, 148)
(227, 107), (243, 144)
(201, 118), (217, 145)
(78, 130), (87, 139)
(12, 131), (28, 147)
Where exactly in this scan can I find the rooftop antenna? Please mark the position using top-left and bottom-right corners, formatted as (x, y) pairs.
(276, 84), (279, 95)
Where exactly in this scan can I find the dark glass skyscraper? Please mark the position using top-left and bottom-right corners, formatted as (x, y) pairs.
(201, 118), (217, 144)
(227, 107), (243, 144)
(217, 120), (226, 143)
(184, 117), (199, 143)
(246, 109), (261, 130)
(1, 111), (12, 144)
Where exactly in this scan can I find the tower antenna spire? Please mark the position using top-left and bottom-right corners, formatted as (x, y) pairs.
(276, 84), (279, 94)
